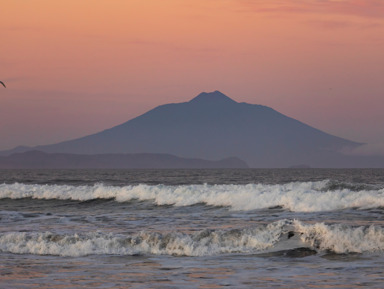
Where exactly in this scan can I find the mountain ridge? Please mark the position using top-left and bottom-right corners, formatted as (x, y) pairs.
(2, 90), (381, 168)
(0, 151), (248, 169)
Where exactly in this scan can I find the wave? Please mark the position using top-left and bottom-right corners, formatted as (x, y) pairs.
(1, 220), (383, 257)
(1, 181), (384, 212)
(294, 220), (384, 254)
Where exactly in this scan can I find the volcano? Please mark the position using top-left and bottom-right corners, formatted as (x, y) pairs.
(4, 90), (381, 167)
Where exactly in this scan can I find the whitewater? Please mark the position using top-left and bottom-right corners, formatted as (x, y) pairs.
(1, 180), (384, 212)
(1, 168), (384, 288)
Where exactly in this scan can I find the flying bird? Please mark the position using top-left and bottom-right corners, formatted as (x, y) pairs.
(0, 81), (5, 88)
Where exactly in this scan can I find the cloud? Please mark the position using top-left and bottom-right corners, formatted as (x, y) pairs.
(305, 19), (382, 30)
(235, 0), (384, 19)
(332, 0), (384, 19)
(305, 20), (352, 29)
(342, 143), (384, 156)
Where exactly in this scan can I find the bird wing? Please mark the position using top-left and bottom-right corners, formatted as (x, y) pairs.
(0, 81), (6, 88)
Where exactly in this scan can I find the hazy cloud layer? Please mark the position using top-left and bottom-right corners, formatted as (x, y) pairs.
(237, 0), (384, 19)
(342, 143), (384, 156)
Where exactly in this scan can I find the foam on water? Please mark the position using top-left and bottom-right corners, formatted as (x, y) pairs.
(295, 220), (384, 253)
(1, 220), (383, 257)
(0, 220), (289, 257)
(1, 181), (384, 212)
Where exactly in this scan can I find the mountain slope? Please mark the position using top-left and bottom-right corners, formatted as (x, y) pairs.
(0, 151), (248, 169)
(2, 91), (370, 167)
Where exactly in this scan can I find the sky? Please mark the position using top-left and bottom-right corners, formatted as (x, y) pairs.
(1, 0), (384, 153)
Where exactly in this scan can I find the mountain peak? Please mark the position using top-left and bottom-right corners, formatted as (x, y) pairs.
(189, 91), (237, 104)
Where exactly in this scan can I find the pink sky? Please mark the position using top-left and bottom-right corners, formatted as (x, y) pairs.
(1, 0), (384, 151)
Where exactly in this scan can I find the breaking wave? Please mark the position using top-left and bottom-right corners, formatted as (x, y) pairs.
(294, 220), (384, 254)
(1, 181), (384, 212)
(1, 220), (383, 257)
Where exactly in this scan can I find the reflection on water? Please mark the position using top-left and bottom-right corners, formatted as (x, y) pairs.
(2, 253), (384, 288)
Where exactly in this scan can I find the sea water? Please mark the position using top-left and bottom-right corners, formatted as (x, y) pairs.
(0, 169), (384, 288)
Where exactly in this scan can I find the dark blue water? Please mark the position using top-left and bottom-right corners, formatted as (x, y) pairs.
(1, 169), (384, 288)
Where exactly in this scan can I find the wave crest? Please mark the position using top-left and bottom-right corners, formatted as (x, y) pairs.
(1, 181), (384, 212)
(1, 220), (383, 257)
(0, 220), (289, 257)
(295, 221), (384, 254)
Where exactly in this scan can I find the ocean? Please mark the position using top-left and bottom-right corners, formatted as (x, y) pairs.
(1, 168), (384, 288)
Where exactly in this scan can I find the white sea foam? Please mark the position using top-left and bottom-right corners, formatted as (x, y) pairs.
(0, 220), (289, 257)
(1, 220), (383, 257)
(1, 181), (384, 212)
(294, 220), (384, 253)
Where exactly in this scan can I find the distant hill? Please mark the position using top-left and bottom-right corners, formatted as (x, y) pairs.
(2, 91), (383, 167)
(0, 151), (248, 169)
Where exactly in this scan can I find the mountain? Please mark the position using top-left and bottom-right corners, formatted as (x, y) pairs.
(0, 151), (248, 169)
(2, 90), (383, 167)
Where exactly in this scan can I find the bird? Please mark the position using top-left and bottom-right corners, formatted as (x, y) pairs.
(0, 81), (5, 88)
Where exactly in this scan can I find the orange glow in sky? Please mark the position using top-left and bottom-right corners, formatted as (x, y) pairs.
(1, 0), (384, 150)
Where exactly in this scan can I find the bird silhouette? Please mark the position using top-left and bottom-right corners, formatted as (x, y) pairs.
(0, 81), (5, 88)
